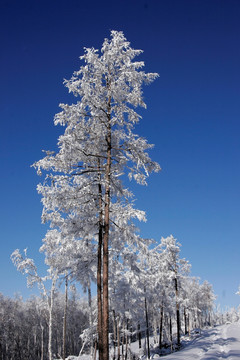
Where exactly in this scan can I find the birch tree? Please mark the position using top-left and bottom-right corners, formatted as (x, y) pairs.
(11, 249), (59, 360)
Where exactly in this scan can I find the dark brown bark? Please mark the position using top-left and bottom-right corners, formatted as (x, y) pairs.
(97, 173), (103, 360)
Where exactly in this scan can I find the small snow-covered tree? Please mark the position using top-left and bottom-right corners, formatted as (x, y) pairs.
(147, 242), (173, 349)
(11, 249), (59, 360)
(159, 235), (190, 348)
(199, 280), (216, 327)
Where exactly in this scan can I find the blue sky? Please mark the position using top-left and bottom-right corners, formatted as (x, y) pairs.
(1, 0), (240, 309)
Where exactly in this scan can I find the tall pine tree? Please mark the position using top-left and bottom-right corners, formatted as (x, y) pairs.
(34, 30), (159, 360)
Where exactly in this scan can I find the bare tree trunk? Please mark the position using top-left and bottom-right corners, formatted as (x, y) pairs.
(130, 320), (133, 344)
(40, 324), (44, 360)
(48, 278), (56, 360)
(93, 340), (97, 360)
(169, 316), (173, 353)
(122, 318), (125, 358)
(97, 167), (103, 360)
(138, 323), (141, 349)
(153, 317), (158, 345)
(112, 310), (117, 360)
(102, 98), (111, 360)
(117, 316), (120, 360)
(62, 276), (68, 360)
(158, 305), (163, 350)
(194, 312), (197, 328)
(88, 281), (94, 357)
(125, 318), (129, 360)
(175, 277), (181, 348)
(184, 307), (187, 335)
(145, 295), (150, 359)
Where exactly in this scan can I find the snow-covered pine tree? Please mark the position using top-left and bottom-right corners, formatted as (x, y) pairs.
(33, 30), (159, 360)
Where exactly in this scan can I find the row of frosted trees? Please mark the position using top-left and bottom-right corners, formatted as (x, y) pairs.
(11, 31), (216, 360)
(11, 236), (216, 360)
(0, 290), (89, 360)
(1, 262), (216, 360)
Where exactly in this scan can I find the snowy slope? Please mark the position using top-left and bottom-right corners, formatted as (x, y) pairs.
(60, 323), (240, 360)
(158, 323), (240, 360)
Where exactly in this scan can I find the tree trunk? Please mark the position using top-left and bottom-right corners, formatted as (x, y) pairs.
(117, 316), (120, 360)
(97, 168), (103, 360)
(88, 281), (94, 356)
(208, 312), (211, 327)
(125, 318), (129, 360)
(40, 324), (44, 360)
(138, 322), (141, 349)
(159, 305), (163, 349)
(112, 310), (117, 360)
(122, 318), (125, 358)
(176, 304), (181, 347)
(62, 276), (68, 360)
(48, 278), (55, 360)
(102, 98), (111, 360)
(184, 307), (187, 335)
(145, 296), (150, 359)
(169, 316), (173, 352)
(93, 340), (97, 360)
(175, 277), (181, 348)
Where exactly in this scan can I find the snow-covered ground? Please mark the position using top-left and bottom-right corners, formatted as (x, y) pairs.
(152, 323), (240, 360)
(60, 322), (240, 360)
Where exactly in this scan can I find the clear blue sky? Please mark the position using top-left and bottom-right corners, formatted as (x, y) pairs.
(1, 0), (240, 310)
